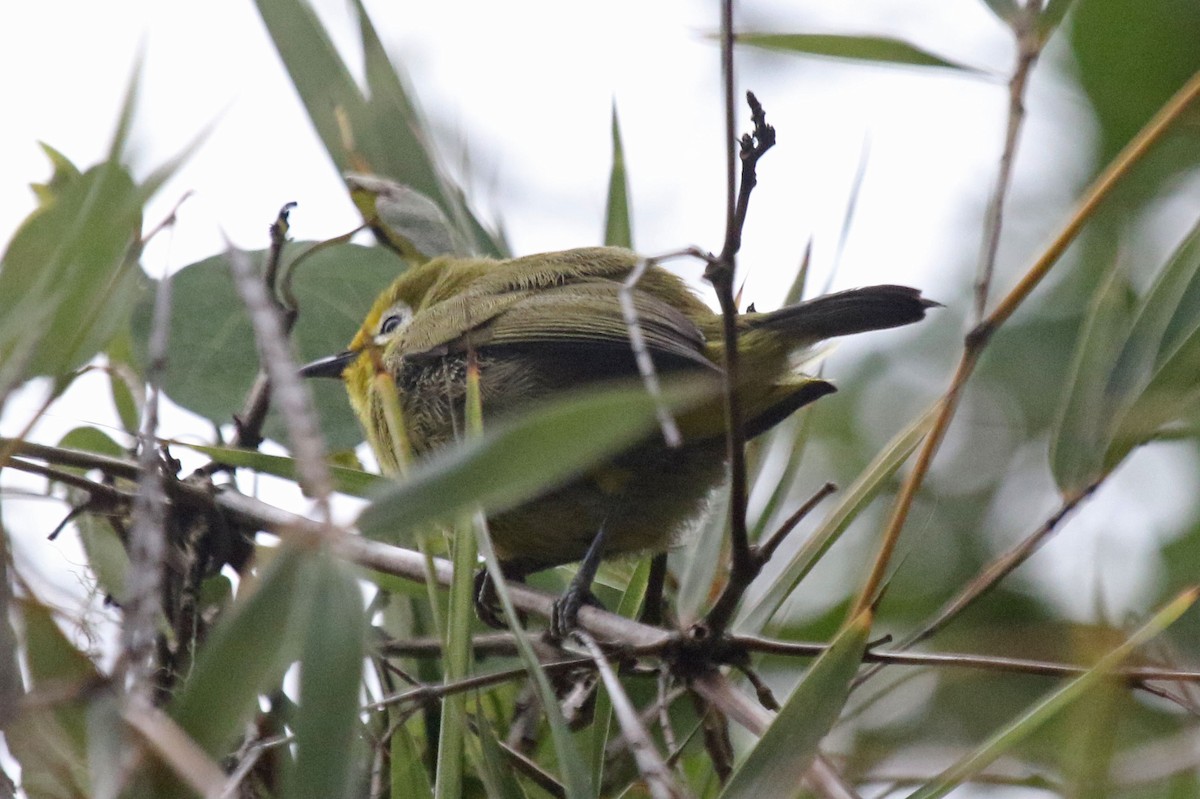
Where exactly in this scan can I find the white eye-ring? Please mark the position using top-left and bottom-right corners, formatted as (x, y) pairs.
(376, 303), (413, 341)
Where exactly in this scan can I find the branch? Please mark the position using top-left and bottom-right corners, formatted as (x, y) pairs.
(852, 67), (1200, 618)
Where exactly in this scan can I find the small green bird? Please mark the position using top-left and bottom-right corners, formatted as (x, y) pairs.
(302, 246), (934, 631)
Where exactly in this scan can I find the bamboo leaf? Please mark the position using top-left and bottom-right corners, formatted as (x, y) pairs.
(720, 610), (871, 799)
(358, 380), (714, 543)
(734, 33), (983, 73)
(603, 103), (633, 249)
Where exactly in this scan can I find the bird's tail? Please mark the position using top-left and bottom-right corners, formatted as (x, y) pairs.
(748, 284), (938, 344)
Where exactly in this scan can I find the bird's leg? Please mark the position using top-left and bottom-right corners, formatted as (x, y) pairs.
(550, 522), (610, 640)
(474, 561), (528, 629)
(639, 552), (669, 627)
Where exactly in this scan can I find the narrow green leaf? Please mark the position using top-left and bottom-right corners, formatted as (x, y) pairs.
(1107, 221), (1200, 464)
(1049, 263), (1133, 497)
(291, 557), (367, 799)
(472, 513), (593, 799)
(674, 483), (729, 626)
(175, 442), (382, 497)
(736, 402), (936, 632)
(358, 380), (714, 542)
(252, 0), (372, 176)
(720, 610), (871, 799)
(171, 546), (316, 756)
(907, 587), (1198, 799)
(603, 103), (633, 249)
(734, 33), (984, 73)
(1037, 0), (1075, 40)
(474, 706), (526, 799)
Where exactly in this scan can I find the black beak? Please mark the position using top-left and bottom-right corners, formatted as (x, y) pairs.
(299, 349), (359, 379)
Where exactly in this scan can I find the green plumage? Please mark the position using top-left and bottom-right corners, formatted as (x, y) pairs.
(306, 246), (935, 576)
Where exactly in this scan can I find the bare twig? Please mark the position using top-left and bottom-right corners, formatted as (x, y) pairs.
(754, 481), (837, 565)
(853, 67), (1200, 619)
(973, 1), (1044, 320)
(225, 243), (335, 526)
(703, 92), (777, 637)
(576, 630), (684, 799)
(121, 263), (172, 695)
(621, 257), (683, 447)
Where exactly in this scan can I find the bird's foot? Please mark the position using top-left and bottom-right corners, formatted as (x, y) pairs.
(474, 569), (518, 630)
(549, 586), (604, 641)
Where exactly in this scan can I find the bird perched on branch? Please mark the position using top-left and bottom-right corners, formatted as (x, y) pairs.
(302, 246), (935, 633)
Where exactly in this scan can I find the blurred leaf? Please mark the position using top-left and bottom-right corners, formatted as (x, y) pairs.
(1052, 220), (1200, 494)
(1110, 221), (1200, 462)
(57, 426), (126, 462)
(979, 0), (1019, 24)
(1049, 262), (1134, 497)
(673, 483), (729, 626)
(106, 333), (143, 435)
(474, 706), (525, 799)
(0, 157), (143, 384)
(1070, 0), (1200, 201)
(85, 692), (124, 799)
(171, 545), (316, 756)
(908, 587), (1198, 799)
(291, 557), (366, 799)
(603, 103), (633, 249)
(29, 143), (81, 205)
(254, 0), (502, 256)
(176, 442), (382, 497)
(1037, 0), (1075, 40)
(358, 380), (714, 543)
(132, 242), (402, 450)
(720, 610), (871, 799)
(347, 175), (460, 263)
(734, 33), (983, 73)
(75, 514), (130, 605)
(737, 402), (937, 631)
(7, 599), (98, 799)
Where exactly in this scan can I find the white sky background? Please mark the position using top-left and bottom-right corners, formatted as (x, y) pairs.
(3, 0), (1199, 725)
(4, 1), (1200, 794)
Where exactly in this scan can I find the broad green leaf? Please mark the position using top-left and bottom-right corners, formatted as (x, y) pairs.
(1069, 0), (1200, 200)
(75, 514), (130, 605)
(907, 587), (1197, 799)
(0, 158), (143, 382)
(720, 610), (871, 799)
(132, 242), (402, 450)
(357, 380), (714, 542)
(603, 103), (633, 249)
(57, 427), (125, 461)
(1049, 263), (1133, 497)
(737, 402), (936, 632)
(176, 442), (382, 497)
(734, 33), (983, 74)
(171, 545), (317, 756)
(291, 557), (366, 799)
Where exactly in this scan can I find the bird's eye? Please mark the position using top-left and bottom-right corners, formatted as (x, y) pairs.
(380, 314), (404, 335)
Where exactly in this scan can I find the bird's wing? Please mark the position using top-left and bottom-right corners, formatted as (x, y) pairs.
(398, 281), (715, 370)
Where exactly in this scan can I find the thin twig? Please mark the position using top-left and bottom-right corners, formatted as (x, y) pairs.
(753, 481), (837, 565)
(853, 67), (1200, 619)
(703, 92), (777, 637)
(973, 1), (1044, 320)
(225, 243), (335, 527)
(122, 696), (225, 799)
(576, 630), (684, 799)
(122, 261), (172, 695)
(621, 257), (682, 447)
(364, 657), (593, 712)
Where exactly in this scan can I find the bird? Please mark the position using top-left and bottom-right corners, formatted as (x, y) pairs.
(301, 246), (935, 633)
